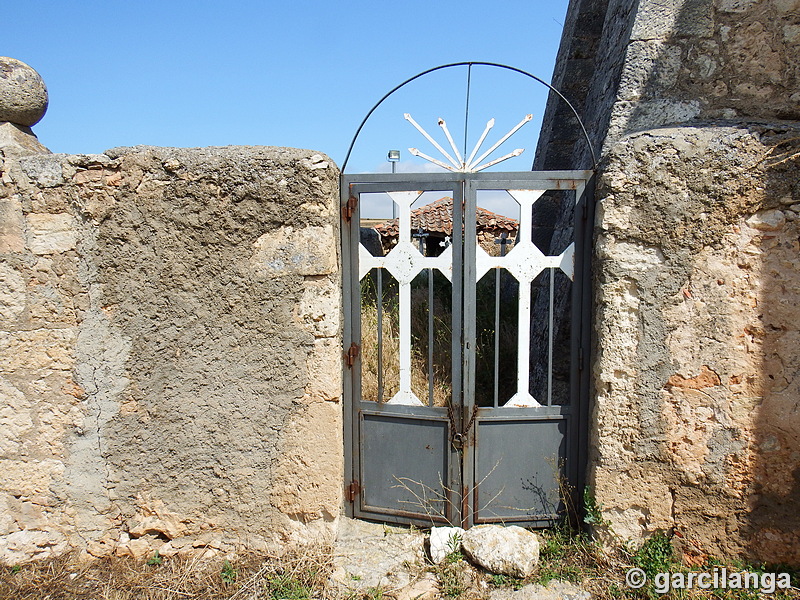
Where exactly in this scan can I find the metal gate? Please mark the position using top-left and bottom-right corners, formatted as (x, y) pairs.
(342, 170), (593, 528)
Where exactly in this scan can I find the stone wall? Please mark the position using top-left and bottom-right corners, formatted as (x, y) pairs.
(0, 139), (342, 563)
(594, 124), (800, 565)
(537, 0), (800, 565)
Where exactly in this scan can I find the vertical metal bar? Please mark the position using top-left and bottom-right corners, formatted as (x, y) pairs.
(517, 282), (532, 400)
(341, 179), (359, 517)
(462, 177), (477, 527)
(428, 267), (435, 407)
(573, 177), (594, 518)
(449, 180), (465, 526)
(548, 267), (554, 406)
(377, 267), (384, 403)
(493, 266), (500, 408)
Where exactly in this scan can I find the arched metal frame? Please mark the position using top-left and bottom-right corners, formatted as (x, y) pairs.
(340, 61), (597, 173)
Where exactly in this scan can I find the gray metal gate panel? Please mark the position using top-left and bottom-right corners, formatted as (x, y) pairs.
(360, 409), (452, 523)
(473, 413), (568, 524)
(342, 170), (593, 528)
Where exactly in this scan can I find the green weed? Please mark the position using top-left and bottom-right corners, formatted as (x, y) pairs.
(491, 573), (524, 589)
(267, 573), (311, 599)
(436, 548), (468, 598)
(633, 531), (675, 577)
(221, 559), (237, 585)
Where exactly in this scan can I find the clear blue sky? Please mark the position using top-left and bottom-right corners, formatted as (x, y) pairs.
(6, 1), (569, 174)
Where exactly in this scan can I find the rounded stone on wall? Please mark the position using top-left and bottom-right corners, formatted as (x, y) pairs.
(0, 57), (48, 127)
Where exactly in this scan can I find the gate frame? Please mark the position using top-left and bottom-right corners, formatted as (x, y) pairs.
(341, 169), (595, 528)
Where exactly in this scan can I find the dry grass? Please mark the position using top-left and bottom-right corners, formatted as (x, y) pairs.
(360, 277), (451, 406)
(0, 546), (336, 600)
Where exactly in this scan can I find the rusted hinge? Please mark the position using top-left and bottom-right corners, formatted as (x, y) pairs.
(346, 480), (361, 502)
(344, 342), (360, 368)
(342, 194), (358, 222)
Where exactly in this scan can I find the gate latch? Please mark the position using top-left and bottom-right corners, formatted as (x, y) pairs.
(346, 480), (361, 502)
(344, 342), (360, 368)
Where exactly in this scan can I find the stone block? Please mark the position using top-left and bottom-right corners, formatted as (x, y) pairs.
(0, 263), (26, 323)
(305, 337), (342, 402)
(0, 459), (64, 497)
(0, 329), (75, 372)
(26, 213), (77, 255)
(296, 277), (341, 337)
(461, 525), (539, 578)
(0, 529), (69, 565)
(0, 197), (25, 252)
(429, 526), (465, 564)
(271, 399), (342, 520)
(0, 378), (33, 455)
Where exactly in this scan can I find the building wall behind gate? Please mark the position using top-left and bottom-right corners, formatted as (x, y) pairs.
(0, 140), (343, 563)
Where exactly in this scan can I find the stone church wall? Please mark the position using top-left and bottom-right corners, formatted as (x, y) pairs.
(0, 139), (342, 563)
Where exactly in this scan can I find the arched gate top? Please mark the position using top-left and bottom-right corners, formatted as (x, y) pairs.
(340, 61), (597, 174)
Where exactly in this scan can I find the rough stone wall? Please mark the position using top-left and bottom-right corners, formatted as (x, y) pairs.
(536, 0), (800, 167)
(536, 0), (800, 566)
(594, 124), (800, 564)
(0, 141), (342, 563)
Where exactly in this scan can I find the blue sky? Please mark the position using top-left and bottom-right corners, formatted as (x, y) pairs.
(6, 1), (569, 175)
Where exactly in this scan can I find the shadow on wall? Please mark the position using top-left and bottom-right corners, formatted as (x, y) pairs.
(748, 141), (800, 565)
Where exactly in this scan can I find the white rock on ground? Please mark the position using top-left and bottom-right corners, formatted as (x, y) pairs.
(392, 572), (439, 600)
(489, 580), (591, 600)
(429, 526), (465, 564)
(331, 518), (426, 593)
(461, 525), (540, 578)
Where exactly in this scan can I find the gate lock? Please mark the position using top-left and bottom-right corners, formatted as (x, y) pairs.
(448, 405), (479, 451)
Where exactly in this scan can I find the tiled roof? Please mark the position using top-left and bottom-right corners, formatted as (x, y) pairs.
(374, 197), (518, 237)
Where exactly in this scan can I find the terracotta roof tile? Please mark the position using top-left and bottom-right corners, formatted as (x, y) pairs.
(374, 197), (518, 237)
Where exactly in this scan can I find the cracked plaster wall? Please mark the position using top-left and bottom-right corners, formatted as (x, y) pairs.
(0, 142), (342, 563)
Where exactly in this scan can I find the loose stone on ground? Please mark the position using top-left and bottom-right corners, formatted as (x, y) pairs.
(429, 526), (465, 564)
(461, 525), (541, 578)
(489, 580), (591, 600)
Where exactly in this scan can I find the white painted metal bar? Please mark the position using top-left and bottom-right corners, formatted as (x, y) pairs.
(467, 114), (532, 171)
(471, 148), (524, 173)
(409, 148), (458, 172)
(438, 118), (464, 167)
(504, 189), (547, 407)
(404, 113), (461, 169)
(465, 118), (494, 167)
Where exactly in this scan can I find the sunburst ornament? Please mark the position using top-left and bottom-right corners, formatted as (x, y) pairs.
(404, 112), (532, 173)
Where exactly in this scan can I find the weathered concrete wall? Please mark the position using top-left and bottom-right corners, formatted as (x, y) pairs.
(537, 0), (800, 566)
(0, 139), (342, 563)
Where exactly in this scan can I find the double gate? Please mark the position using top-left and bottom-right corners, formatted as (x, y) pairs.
(342, 170), (593, 528)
